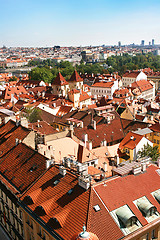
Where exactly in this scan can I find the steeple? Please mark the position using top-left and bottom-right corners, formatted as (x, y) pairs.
(52, 72), (69, 86)
(71, 225), (99, 240)
(69, 70), (83, 82)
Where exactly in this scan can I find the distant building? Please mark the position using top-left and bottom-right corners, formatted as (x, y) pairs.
(81, 50), (93, 62)
(141, 40), (145, 46)
(152, 39), (155, 46)
(118, 41), (121, 47)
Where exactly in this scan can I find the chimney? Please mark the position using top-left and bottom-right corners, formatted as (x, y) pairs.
(150, 115), (154, 121)
(141, 162), (146, 172)
(116, 154), (120, 165)
(46, 158), (54, 169)
(88, 141), (92, 150)
(37, 120), (40, 128)
(15, 138), (19, 146)
(133, 108), (136, 120)
(59, 166), (66, 176)
(103, 162), (108, 172)
(69, 124), (74, 138)
(132, 164), (141, 175)
(83, 134), (88, 147)
(77, 162), (88, 175)
(16, 117), (20, 127)
(20, 117), (28, 128)
(157, 157), (160, 168)
(91, 120), (96, 130)
(78, 175), (90, 190)
(101, 139), (107, 147)
(80, 121), (84, 128)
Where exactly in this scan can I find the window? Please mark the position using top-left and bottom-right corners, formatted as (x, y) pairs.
(154, 139), (156, 143)
(151, 229), (155, 239)
(125, 148), (129, 154)
(38, 226), (42, 236)
(43, 231), (46, 240)
(157, 140), (159, 144)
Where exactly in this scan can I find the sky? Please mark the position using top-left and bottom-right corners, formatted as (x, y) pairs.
(0, 0), (160, 47)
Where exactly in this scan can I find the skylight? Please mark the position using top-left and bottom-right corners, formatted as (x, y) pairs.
(67, 188), (73, 195)
(93, 205), (101, 212)
(53, 180), (60, 186)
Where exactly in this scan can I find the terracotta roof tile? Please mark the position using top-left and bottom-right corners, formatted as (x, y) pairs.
(29, 121), (58, 135)
(94, 165), (160, 228)
(119, 131), (143, 150)
(52, 72), (69, 86)
(21, 165), (90, 239)
(0, 143), (47, 193)
(74, 118), (124, 148)
(69, 70), (83, 82)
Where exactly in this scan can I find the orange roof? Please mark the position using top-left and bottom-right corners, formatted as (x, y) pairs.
(52, 72), (69, 86)
(79, 91), (91, 102)
(29, 121), (58, 135)
(4, 85), (28, 100)
(131, 80), (153, 92)
(123, 71), (140, 78)
(119, 131), (143, 150)
(91, 82), (114, 88)
(21, 165), (90, 239)
(69, 89), (80, 94)
(69, 70), (83, 82)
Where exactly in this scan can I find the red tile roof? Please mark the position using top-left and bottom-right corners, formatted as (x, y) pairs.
(123, 71), (140, 78)
(74, 117), (124, 148)
(69, 70), (83, 82)
(56, 105), (72, 117)
(94, 165), (160, 228)
(4, 85), (28, 100)
(0, 142), (47, 193)
(80, 91), (91, 102)
(87, 188), (124, 240)
(119, 131), (143, 150)
(69, 89), (80, 94)
(52, 72), (69, 86)
(0, 121), (30, 157)
(29, 121), (58, 135)
(131, 80), (153, 92)
(91, 82), (114, 88)
(21, 165), (90, 239)
(149, 122), (160, 132)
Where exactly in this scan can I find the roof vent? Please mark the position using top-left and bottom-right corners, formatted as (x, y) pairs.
(130, 136), (134, 140)
(59, 166), (66, 176)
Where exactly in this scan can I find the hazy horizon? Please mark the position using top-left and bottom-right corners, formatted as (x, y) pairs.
(1, 0), (160, 47)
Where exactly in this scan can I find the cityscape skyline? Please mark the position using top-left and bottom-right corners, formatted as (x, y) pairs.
(1, 0), (160, 47)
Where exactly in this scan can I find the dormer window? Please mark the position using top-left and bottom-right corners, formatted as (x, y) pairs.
(136, 197), (156, 217)
(116, 205), (138, 228)
(134, 196), (159, 222)
(110, 205), (141, 235)
(154, 190), (160, 203)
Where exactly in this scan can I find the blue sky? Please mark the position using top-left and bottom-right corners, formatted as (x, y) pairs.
(0, 0), (160, 47)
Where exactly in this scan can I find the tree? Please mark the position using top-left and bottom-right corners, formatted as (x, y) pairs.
(29, 67), (53, 83)
(24, 107), (42, 123)
(9, 76), (18, 82)
(29, 108), (42, 123)
(137, 143), (159, 162)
